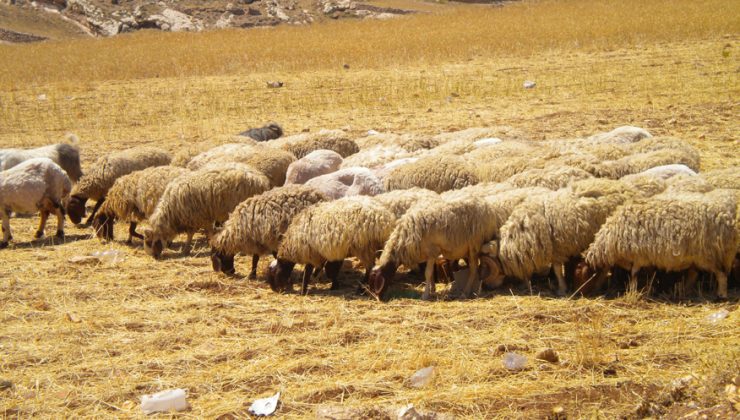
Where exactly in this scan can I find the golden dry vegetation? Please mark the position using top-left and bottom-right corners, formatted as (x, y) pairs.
(1, 0), (739, 418)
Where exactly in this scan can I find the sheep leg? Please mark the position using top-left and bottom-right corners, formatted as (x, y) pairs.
(713, 270), (728, 301)
(461, 249), (480, 299)
(301, 264), (314, 296)
(629, 265), (641, 293)
(422, 257), (436, 301)
(34, 210), (49, 239)
(127, 222), (143, 243)
(325, 260), (343, 290)
(249, 254), (259, 280)
(84, 198), (105, 227)
(182, 232), (194, 256)
(1, 209), (11, 248)
(554, 263), (567, 297)
(681, 268), (698, 299)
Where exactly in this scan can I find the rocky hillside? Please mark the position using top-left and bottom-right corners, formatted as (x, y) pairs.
(1, 0), (421, 41)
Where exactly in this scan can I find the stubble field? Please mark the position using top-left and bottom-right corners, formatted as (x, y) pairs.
(1, 0), (739, 418)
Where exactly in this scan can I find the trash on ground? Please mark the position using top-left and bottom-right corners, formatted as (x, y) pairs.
(408, 366), (435, 388)
(248, 391), (280, 416)
(140, 388), (188, 414)
(503, 352), (528, 370)
(523, 80), (536, 89)
(706, 309), (729, 323)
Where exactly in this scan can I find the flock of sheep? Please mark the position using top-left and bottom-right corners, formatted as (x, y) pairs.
(1, 124), (738, 300)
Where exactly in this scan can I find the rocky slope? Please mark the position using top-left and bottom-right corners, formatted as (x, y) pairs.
(1, 0), (417, 40)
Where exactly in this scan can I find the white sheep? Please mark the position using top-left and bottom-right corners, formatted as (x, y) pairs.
(284, 149), (343, 185)
(0, 135), (83, 183)
(0, 158), (72, 248)
(304, 167), (385, 199)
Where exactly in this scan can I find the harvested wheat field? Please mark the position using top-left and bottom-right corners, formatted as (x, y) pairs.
(1, 0), (739, 418)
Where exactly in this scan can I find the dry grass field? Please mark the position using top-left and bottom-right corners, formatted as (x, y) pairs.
(1, 0), (739, 418)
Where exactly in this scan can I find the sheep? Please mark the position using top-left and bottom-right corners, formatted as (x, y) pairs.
(271, 130), (359, 159)
(354, 132), (438, 152)
(597, 148), (701, 179)
(369, 186), (549, 300)
(0, 135), (83, 182)
(0, 158), (71, 248)
(505, 166), (593, 190)
(268, 195), (396, 295)
(585, 189), (737, 299)
(372, 157), (420, 180)
(143, 162), (270, 259)
(304, 167), (385, 199)
(340, 145), (409, 170)
(372, 188), (440, 219)
(383, 155), (479, 193)
(432, 126), (526, 148)
(498, 178), (641, 296)
(473, 156), (549, 183)
(285, 150), (343, 185)
(210, 184), (329, 278)
(238, 122), (284, 141)
(67, 147), (172, 226)
(587, 125), (652, 144)
(91, 166), (188, 243)
(700, 167), (740, 190)
(186, 143), (296, 187)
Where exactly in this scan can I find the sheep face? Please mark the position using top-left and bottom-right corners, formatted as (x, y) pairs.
(266, 258), (295, 293)
(211, 249), (236, 275)
(143, 231), (165, 259)
(92, 213), (115, 241)
(67, 195), (87, 225)
(369, 261), (398, 300)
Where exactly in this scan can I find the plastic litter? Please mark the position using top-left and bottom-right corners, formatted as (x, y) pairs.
(523, 80), (536, 89)
(248, 391), (280, 416)
(92, 250), (125, 264)
(140, 388), (188, 414)
(706, 309), (729, 323)
(503, 352), (528, 370)
(408, 366), (434, 389)
(367, 129), (380, 136)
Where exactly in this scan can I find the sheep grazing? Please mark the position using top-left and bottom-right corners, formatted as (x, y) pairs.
(371, 157), (420, 180)
(238, 122), (284, 142)
(585, 189), (737, 299)
(473, 156), (549, 183)
(498, 179), (640, 296)
(354, 132), (438, 152)
(186, 143), (296, 187)
(0, 158), (72, 248)
(67, 147), (172, 226)
(598, 148), (701, 179)
(700, 167), (740, 190)
(383, 155), (479, 193)
(143, 162), (270, 259)
(587, 125), (652, 144)
(506, 166), (593, 190)
(372, 188), (440, 219)
(370, 198), (498, 301)
(340, 145), (409, 170)
(285, 150), (343, 185)
(92, 166), (188, 243)
(0, 135), (83, 182)
(304, 167), (384, 199)
(210, 184), (329, 278)
(269, 196), (396, 295)
(272, 130), (359, 159)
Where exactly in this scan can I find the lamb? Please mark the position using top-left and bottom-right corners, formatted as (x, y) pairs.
(587, 125), (652, 144)
(143, 162), (270, 259)
(505, 166), (593, 190)
(210, 184), (329, 278)
(285, 150), (343, 185)
(271, 130), (359, 159)
(383, 155), (479, 193)
(304, 167), (385, 199)
(585, 189), (737, 299)
(0, 135), (83, 182)
(186, 143), (296, 187)
(91, 166), (188, 243)
(67, 147), (172, 226)
(238, 122), (284, 141)
(498, 178), (641, 296)
(0, 158), (71, 248)
(268, 196), (396, 295)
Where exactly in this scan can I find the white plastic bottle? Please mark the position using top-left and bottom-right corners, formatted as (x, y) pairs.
(140, 388), (188, 414)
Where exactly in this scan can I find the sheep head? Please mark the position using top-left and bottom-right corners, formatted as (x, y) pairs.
(266, 258), (295, 293)
(142, 228), (165, 259)
(92, 213), (115, 241)
(479, 255), (505, 289)
(368, 261), (397, 300)
(66, 194), (87, 225)
(211, 249), (236, 276)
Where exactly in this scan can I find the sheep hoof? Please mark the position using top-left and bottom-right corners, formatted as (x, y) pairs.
(34, 231), (44, 239)
(55, 230), (64, 239)
(556, 289), (568, 298)
(421, 291), (435, 301)
(714, 295), (728, 303)
(248, 273), (257, 280)
(0, 241), (8, 249)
